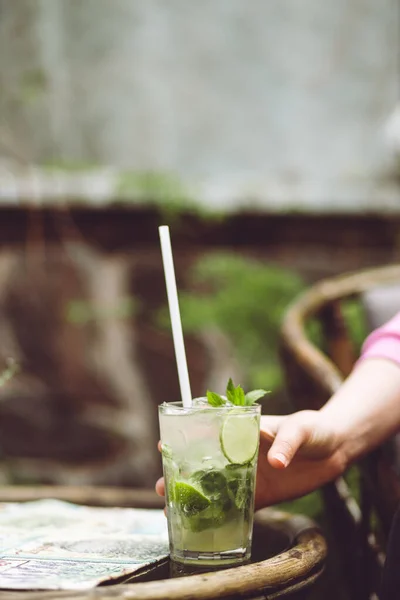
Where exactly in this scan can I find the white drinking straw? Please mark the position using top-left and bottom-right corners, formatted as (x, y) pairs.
(159, 225), (192, 407)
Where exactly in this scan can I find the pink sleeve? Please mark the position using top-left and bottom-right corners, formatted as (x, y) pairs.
(360, 312), (400, 366)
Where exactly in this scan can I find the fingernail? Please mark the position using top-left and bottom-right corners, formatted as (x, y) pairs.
(273, 453), (288, 467)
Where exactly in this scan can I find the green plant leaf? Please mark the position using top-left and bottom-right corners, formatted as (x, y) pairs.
(245, 389), (269, 405)
(206, 391), (226, 407)
(225, 379), (246, 406)
(170, 252), (306, 394)
(0, 359), (19, 388)
(234, 385), (246, 406)
(207, 379), (269, 408)
(226, 378), (236, 404)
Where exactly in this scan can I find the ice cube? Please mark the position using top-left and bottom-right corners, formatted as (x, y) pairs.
(191, 396), (208, 406)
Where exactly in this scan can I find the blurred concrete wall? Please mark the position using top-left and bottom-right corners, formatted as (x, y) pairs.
(0, 0), (399, 191)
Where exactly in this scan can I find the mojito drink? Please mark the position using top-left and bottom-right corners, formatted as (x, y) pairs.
(159, 397), (261, 566)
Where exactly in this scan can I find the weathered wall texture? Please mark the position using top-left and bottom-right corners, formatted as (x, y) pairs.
(0, 1), (399, 487)
(0, 236), (241, 488)
(0, 0), (399, 208)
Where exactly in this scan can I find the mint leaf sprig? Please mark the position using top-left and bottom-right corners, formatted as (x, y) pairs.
(206, 391), (226, 407)
(206, 378), (268, 407)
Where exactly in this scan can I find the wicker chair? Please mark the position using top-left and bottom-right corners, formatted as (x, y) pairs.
(280, 264), (400, 600)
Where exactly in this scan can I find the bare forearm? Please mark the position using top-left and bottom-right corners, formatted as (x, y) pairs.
(320, 358), (400, 466)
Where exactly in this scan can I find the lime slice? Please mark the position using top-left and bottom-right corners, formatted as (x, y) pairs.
(184, 505), (227, 532)
(174, 481), (211, 516)
(220, 412), (259, 464)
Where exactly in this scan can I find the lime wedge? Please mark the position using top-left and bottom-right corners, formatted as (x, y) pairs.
(220, 412), (259, 465)
(184, 505), (227, 532)
(174, 482), (211, 516)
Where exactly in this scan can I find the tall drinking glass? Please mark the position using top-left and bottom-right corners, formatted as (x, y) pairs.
(159, 400), (261, 566)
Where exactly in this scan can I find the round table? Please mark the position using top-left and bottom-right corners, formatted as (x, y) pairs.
(0, 485), (327, 599)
